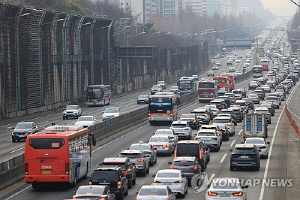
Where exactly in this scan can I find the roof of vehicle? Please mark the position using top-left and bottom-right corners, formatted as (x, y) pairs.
(198, 129), (216, 133)
(201, 125), (217, 128)
(173, 156), (196, 162)
(235, 100), (246, 103)
(234, 144), (255, 148)
(139, 185), (169, 190)
(94, 166), (121, 171)
(191, 109), (207, 113)
(255, 107), (269, 111)
(214, 116), (231, 120)
(177, 140), (200, 144)
(156, 169), (181, 174)
(171, 120), (188, 125)
(103, 157), (128, 163)
(120, 150), (143, 154)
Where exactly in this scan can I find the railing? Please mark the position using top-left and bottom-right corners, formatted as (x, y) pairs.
(285, 103), (300, 137)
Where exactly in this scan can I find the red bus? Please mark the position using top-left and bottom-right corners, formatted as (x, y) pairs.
(260, 58), (269, 71)
(86, 85), (111, 106)
(221, 73), (235, 91)
(198, 81), (218, 103)
(213, 76), (230, 96)
(25, 125), (96, 188)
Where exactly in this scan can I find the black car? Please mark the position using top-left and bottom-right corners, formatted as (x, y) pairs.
(90, 167), (128, 199)
(11, 122), (38, 142)
(218, 96), (231, 107)
(179, 113), (199, 129)
(101, 157), (137, 189)
(230, 144), (260, 171)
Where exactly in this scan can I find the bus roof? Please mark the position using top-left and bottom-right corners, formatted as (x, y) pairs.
(253, 65), (263, 68)
(213, 76), (228, 79)
(88, 85), (110, 88)
(179, 77), (193, 81)
(27, 125), (89, 139)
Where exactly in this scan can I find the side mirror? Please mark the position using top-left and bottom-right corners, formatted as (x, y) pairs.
(240, 141), (244, 144)
(259, 150), (262, 152)
(63, 108), (66, 110)
(136, 192), (139, 194)
(153, 133), (155, 135)
(267, 142), (270, 144)
(99, 162), (103, 166)
(168, 162), (172, 165)
(152, 175), (156, 177)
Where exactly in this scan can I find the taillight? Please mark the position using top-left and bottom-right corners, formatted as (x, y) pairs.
(137, 159), (145, 162)
(25, 163), (28, 175)
(219, 105), (223, 109)
(117, 181), (122, 189)
(196, 137), (201, 140)
(174, 180), (183, 183)
(199, 150), (202, 159)
(123, 171), (130, 175)
(231, 155), (234, 158)
(97, 198), (107, 200)
(207, 191), (218, 196)
(65, 163), (69, 175)
(148, 111), (151, 116)
(170, 165), (177, 169)
(153, 180), (161, 183)
(259, 146), (266, 149)
(212, 138), (217, 140)
(233, 115), (236, 118)
(233, 192), (243, 196)
(162, 144), (170, 148)
(190, 166), (198, 170)
(89, 181), (92, 185)
(254, 155), (258, 159)
(193, 120), (197, 123)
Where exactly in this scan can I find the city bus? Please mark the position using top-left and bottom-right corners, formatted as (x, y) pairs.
(86, 85), (111, 106)
(213, 76), (230, 96)
(260, 58), (269, 71)
(258, 47), (265, 57)
(198, 81), (218, 103)
(148, 94), (178, 125)
(177, 77), (195, 95)
(24, 125), (96, 188)
(253, 65), (263, 79)
(221, 73), (235, 91)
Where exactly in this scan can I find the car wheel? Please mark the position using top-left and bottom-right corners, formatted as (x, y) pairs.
(32, 182), (39, 189)
(255, 166), (260, 171)
(230, 166), (235, 171)
(117, 190), (124, 200)
(146, 166), (150, 174)
(141, 170), (147, 177)
(150, 160), (154, 166)
(154, 156), (157, 163)
(128, 180), (132, 189)
(124, 187), (128, 196)
(180, 192), (186, 198)
(12, 139), (16, 143)
(70, 170), (77, 188)
(132, 177), (136, 185)
(63, 116), (66, 120)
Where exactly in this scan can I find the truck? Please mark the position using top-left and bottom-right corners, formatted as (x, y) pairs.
(243, 112), (268, 140)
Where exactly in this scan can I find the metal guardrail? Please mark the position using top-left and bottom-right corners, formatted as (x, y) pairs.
(285, 103), (300, 137)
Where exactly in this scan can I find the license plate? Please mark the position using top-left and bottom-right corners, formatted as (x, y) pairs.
(178, 133), (183, 135)
(93, 103), (96, 105)
(241, 156), (249, 158)
(162, 183), (172, 185)
(42, 170), (51, 175)
(158, 114), (162, 117)
(220, 194), (231, 197)
(205, 95), (208, 97)
(18, 135), (25, 137)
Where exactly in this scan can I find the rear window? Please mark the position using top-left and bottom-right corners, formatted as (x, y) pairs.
(101, 163), (126, 170)
(198, 131), (215, 135)
(214, 119), (231, 123)
(29, 138), (65, 149)
(171, 124), (186, 128)
(173, 161), (195, 166)
(157, 172), (179, 178)
(77, 187), (104, 195)
(235, 102), (246, 106)
(233, 148), (255, 154)
(119, 153), (142, 158)
(139, 188), (167, 196)
(91, 170), (119, 182)
(177, 144), (199, 157)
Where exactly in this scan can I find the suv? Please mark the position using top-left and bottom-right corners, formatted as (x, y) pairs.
(170, 121), (192, 140)
(151, 85), (163, 95)
(101, 157), (137, 188)
(195, 129), (221, 152)
(63, 105), (82, 120)
(157, 81), (166, 89)
(129, 141), (158, 166)
(89, 166), (128, 199)
(119, 150), (150, 177)
(11, 122), (38, 142)
(179, 114), (199, 129)
(230, 144), (261, 171)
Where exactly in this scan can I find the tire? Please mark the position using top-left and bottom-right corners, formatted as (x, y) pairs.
(146, 166), (150, 174)
(70, 170), (77, 188)
(132, 176), (136, 185)
(180, 192), (186, 198)
(150, 160), (154, 166)
(63, 116), (66, 120)
(12, 139), (16, 143)
(141, 170), (147, 177)
(108, 99), (110, 105)
(230, 166), (234, 171)
(116, 191), (124, 200)
(128, 180), (132, 189)
(124, 187), (128, 195)
(83, 163), (88, 179)
(32, 182), (38, 189)
(149, 121), (154, 126)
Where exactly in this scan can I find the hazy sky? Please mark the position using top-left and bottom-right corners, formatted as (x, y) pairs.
(261, 0), (298, 16)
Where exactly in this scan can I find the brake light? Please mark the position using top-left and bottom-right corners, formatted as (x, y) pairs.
(170, 166), (177, 169)
(254, 155), (258, 159)
(233, 115), (236, 118)
(123, 171), (130, 175)
(212, 138), (217, 140)
(231, 155), (234, 158)
(170, 111), (173, 116)
(195, 137), (201, 140)
(193, 120), (197, 123)
(117, 181), (122, 189)
(65, 163), (69, 175)
(137, 159), (145, 162)
(148, 111), (151, 116)
(89, 181), (92, 185)
(162, 144), (170, 148)
(227, 123), (232, 126)
(174, 180), (183, 183)
(190, 166), (198, 170)
(259, 146), (266, 149)
(219, 105), (223, 109)
(97, 198), (106, 200)
(25, 163), (28, 175)
(233, 192), (243, 196)
(153, 180), (161, 183)
(207, 191), (218, 196)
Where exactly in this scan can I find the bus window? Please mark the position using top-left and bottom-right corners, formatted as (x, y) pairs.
(29, 138), (65, 149)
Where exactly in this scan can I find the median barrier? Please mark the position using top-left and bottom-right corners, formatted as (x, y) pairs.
(285, 103), (300, 137)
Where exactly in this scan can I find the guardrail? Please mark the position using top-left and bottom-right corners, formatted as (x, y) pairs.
(285, 103), (300, 137)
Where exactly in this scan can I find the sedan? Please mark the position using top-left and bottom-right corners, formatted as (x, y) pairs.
(73, 185), (115, 200)
(136, 185), (176, 200)
(129, 141), (157, 166)
(244, 137), (270, 158)
(102, 107), (120, 120)
(149, 135), (175, 156)
(152, 169), (188, 198)
(248, 94), (260, 104)
(75, 116), (98, 127)
(205, 178), (248, 200)
(137, 95), (149, 104)
(154, 129), (178, 145)
(212, 116), (235, 138)
(265, 96), (280, 109)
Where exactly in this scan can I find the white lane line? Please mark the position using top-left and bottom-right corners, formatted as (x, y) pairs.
(220, 153), (227, 164)
(7, 139), (12, 142)
(179, 102), (198, 111)
(238, 129), (243, 135)
(4, 185), (31, 200)
(208, 173), (215, 184)
(230, 139), (236, 147)
(92, 124), (149, 153)
(10, 147), (25, 154)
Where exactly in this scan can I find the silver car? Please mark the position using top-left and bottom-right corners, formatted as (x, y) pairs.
(149, 135), (175, 156)
(205, 178), (248, 200)
(152, 169), (188, 198)
(248, 93), (260, 104)
(154, 129), (178, 145)
(195, 129), (221, 151)
(129, 141), (157, 166)
(244, 137), (270, 158)
(205, 105), (220, 117)
(225, 93), (236, 103)
(265, 96), (280, 109)
(170, 121), (192, 140)
(136, 185), (176, 200)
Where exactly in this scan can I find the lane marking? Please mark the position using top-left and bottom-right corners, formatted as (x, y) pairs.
(220, 153), (227, 164)
(259, 84), (298, 200)
(230, 139), (236, 147)
(4, 185), (31, 200)
(238, 129), (243, 135)
(10, 147), (24, 154)
(208, 173), (215, 183)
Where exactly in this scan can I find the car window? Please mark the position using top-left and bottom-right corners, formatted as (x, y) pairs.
(214, 119), (231, 123)
(150, 137), (169, 142)
(102, 163), (127, 170)
(105, 108), (119, 113)
(76, 186), (104, 195)
(171, 124), (187, 128)
(233, 148), (255, 154)
(139, 188), (167, 196)
(77, 116), (93, 121)
(91, 171), (119, 182)
(15, 123), (32, 129)
(245, 139), (265, 144)
(130, 144), (151, 151)
(157, 172), (180, 178)
(173, 161), (195, 166)
(66, 105), (79, 110)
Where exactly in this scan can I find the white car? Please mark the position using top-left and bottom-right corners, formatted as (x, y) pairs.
(205, 178), (248, 200)
(136, 185), (176, 200)
(213, 116), (235, 136)
(63, 105), (82, 120)
(152, 169), (188, 198)
(102, 107), (120, 120)
(205, 105), (219, 117)
(154, 129), (178, 145)
(170, 121), (192, 140)
(195, 129), (221, 152)
(75, 116), (98, 127)
(244, 137), (270, 158)
(157, 81), (166, 89)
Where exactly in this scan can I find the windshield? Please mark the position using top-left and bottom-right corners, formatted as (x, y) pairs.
(87, 88), (103, 99)
(77, 117), (93, 121)
(233, 91), (241, 94)
(150, 137), (169, 142)
(139, 95), (148, 98)
(171, 86), (178, 90)
(29, 138), (65, 149)
(180, 114), (195, 119)
(139, 188), (167, 196)
(90, 171), (119, 182)
(178, 80), (192, 90)
(149, 97), (172, 114)
(245, 139), (265, 144)
(199, 83), (214, 88)
(76, 187), (104, 195)
(15, 123), (32, 129)
(155, 130), (173, 135)
(157, 172), (179, 178)
(66, 105), (78, 110)
(214, 119), (231, 123)
(235, 102), (246, 106)
(104, 108), (118, 113)
(177, 143), (199, 157)
(130, 144), (150, 151)
(266, 97), (278, 101)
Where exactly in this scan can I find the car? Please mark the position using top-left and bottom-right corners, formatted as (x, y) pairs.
(205, 178), (248, 200)
(265, 96), (280, 109)
(73, 185), (116, 200)
(249, 81), (259, 90)
(228, 67), (235, 72)
(195, 129), (221, 151)
(179, 114), (199, 129)
(119, 150), (150, 177)
(152, 169), (188, 198)
(227, 60), (234, 65)
(234, 100), (248, 113)
(260, 102), (275, 116)
(248, 94), (260, 104)
(170, 121), (192, 140)
(63, 105), (82, 119)
(261, 85), (271, 93)
(151, 85), (163, 95)
(157, 81), (166, 89)
(232, 89), (245, 100)
(192, 74), (199, 81)
(244, 137), (270, 158)
(274, 91), (285, 101)
(170, 86), (179, 94)
(129, 141), (158, 166)
(212, 65), (219, 70)
(219, 109), (237, 125)
(102, 107), (120, 120)
(216, 62), (222, 66)
(89, 167), (128, 199)
(229, 106), (244, 122)
(212, 116), (235, 137)
(242, 98), (254, 110)
(253, 89), (265, 100)
(75, 116), (98, 127)
(224, 93), (236, 104)
(175, 140), (208, 171)
(205, 105), (220, 117)
(101, 157), (137, 188)
(136, 185), (176, 200)
(191, 108), (211, 125)
(218, 96), (231, 108)
(11, 122), (38, 142)
(149, 135), (175, 156)
(266, 80), (276, 89)
(236, 59), (241, 63)
(230, 144), (261, 171)
(254, 107), (272, 124)
(168, 156), (202, 185)
(210, 99), (227, 110)
(137, 95), (149, 104)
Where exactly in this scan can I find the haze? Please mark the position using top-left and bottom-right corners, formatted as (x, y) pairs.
(261, 0), (298, 17)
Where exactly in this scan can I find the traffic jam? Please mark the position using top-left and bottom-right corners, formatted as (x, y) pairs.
(10, 28), (298, 200)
